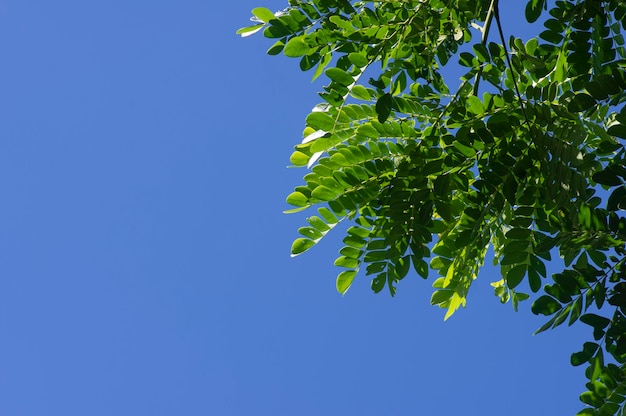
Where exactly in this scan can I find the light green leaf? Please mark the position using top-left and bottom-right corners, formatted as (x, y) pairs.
(236, 24), (264, 38)
(306, 112), (335, 131)
(284, 37), (312, 57)
(318, 207), (339, 224)
(251, 7), (275, 23)
(290, 151), (309, 166)
(325, 67), (354, 86)
(348, 52), (368, 68)
(350, 85), (371, 101)
(334, 256), (360, 268)
(291, 238), (315, 256)
(311, 185), (337, 201)
(430, 289), (453, 306)
(467, 95), (484, 115)
(337, 270), (357, 294)
(286, 191), (309, 207)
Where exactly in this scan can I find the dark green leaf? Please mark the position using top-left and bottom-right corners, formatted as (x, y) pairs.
(608, 124), (626, 139)
(571, 342), (599, 366)
(507, 264), (527, 289)
(607, 186), (626, 211)
(472, 44), (490, 63)
(525, 0), (546, 23)
(501, 251), (528, 266)
(593, 169), (623, 186)
(568, 93), (597, 112)
(375, 93), (393, 123)
(580, 314), (611, 330)
(371, 273), (386, 293)
(506, 228), (532, 240)
(532, 295), (562, 315)
(267, 40), (285, 55)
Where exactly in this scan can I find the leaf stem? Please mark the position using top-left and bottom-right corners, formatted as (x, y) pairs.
(472, 0), (498, 96)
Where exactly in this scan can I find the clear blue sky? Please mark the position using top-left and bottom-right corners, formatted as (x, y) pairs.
(0, 1), (595, 415)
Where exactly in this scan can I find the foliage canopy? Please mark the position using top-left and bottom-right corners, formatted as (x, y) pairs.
(240, 0), (626, 413)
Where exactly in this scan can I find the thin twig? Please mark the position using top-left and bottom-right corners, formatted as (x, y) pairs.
(493, 2), (530, 125)
(472, 0), (498, 96)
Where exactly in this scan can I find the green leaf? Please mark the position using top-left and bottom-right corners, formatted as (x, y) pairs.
(430, 289), (453, 306)
(337, 270), (357, 294)
(506, 264), (527, 289)
(501, 251), (528, 266)
(348, 52), (368, 68)
(487, 113), (512, 136)
(237, 24), (265, 38)
(525, 0), (546, 23)
(291, 238), (315, 256)
(308, 216), (331, 232)
(571, 342), (599, 366)
(339, 246), (361, 258)
(312, 50), (332, 81)
(350, 85), (371, 101)
(375, 93), (393, 123)
(568, 93), (597, 113)
(593, 169), (622, 186)
(413, 258), (429, 279)
(532, 295), (562, 316)
(306, 112), (335, 131)
(311, 185), (337, 201)
(325, 67), (354, 86)
(286, 191), (309, 207)
(608, 124), (626, 139)
(299, 226), (323, 240)
(506, 228), (532, 240)
(467, 95), (484, 115)
(267, 40), (285, 55)
(580, 314), (611, 330)
(371, 273), (386, 293)
(318, 207), (339, 224)
(472, 43), (490, 62)
(251, 7), (275, 23)
(539, 30), (563, 44)
(284, 37), (312, 57)
(394, 256), (411, 279)
(290, 151), (309, 166)
(334, 256), (360, 268)
(607, 186), (626, 211)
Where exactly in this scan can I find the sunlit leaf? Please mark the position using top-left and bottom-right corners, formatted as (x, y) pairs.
(337, 270), (357, 294)
(291, 238), (315, 256)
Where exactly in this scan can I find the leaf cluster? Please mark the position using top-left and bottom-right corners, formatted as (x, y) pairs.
(240, 0), (626, 413)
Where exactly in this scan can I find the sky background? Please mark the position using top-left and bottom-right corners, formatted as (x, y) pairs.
(0, 1), (600, 415)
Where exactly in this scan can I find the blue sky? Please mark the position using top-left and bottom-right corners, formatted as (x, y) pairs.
(0, 1), (596, 415)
